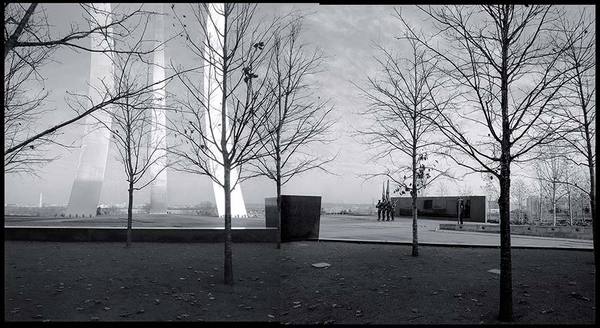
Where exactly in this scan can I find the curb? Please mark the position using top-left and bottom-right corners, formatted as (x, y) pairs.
(307, 238), (594, 251)
(436, 228), (594, 243)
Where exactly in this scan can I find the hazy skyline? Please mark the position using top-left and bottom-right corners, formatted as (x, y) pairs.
(6, 3), (582, 207)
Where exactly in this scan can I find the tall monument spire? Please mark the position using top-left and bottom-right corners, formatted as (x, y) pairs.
(65, 3), (114, 218)
(386, 179), (390, 201)
(149, 3), (168, 214)
(204, 3), (247, 218)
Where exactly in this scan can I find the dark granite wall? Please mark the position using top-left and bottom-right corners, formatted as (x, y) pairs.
(391, 196), (488, 223)
(265, 195), (321, 241)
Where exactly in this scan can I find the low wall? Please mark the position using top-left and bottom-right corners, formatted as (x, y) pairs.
(439, 224), (592, 240)
(4, 226), (278, 243)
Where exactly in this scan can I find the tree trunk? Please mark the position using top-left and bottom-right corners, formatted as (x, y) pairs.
(568, 187), (572, 226)
(411, 166), (418, 257)
(220, 12), (233, 286)
(498, 167), (513, 321)
(587, 137), (597, 323)
(411, 108), (418, 257)
(552, 182), (557, 226)
(498, 8), (513, 321)
(223, 160), (233, 285)
(126, 182), (133, 247)
(276, 150), (282, 249)
(539, 187), (543, 223)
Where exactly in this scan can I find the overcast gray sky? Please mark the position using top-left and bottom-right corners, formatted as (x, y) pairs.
(5, 4), (590, 207)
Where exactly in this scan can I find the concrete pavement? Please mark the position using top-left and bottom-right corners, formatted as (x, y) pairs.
(318, 215), (593, 250)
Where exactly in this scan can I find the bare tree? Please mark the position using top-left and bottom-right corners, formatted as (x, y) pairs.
(168, 3), (280, 285)
(399, 5), (584, 320)
(4, 3), (159, 58)
(82, 41), (168, 247)
(553, 9), (595, 216)
(457, 182), (473, 197)
(571, 174), (592, 222)
(248, 18), (335, 249)
(552, 10), (596, 305)
(3, 4), (175, 169)
(481, 173), (500, 222)
(355, 36), (448, 257)
(436, 179), (449, 196)
(535, 147), (570, 226)
(561, 161), (585, 225)
(4, 29), (55, 174)
(482, 173), (499, 199)
(510, 178), (530, 223)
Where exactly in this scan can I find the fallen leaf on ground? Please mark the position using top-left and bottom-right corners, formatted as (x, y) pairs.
(570, 292), (590, 301)
(311, 262), (331, 269)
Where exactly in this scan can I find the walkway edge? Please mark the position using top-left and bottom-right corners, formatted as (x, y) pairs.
(308, 238), (594, 251)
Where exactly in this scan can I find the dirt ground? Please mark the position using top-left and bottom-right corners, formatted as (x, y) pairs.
(4, 241), (595, 324)
(279, 242), (595, 324)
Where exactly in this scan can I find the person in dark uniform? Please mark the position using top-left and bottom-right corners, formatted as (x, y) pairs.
(384, 200), (391, 221)
(457, 198), (464, 224)
(376, 200), (383, 221)
(390, 200), (395, 221)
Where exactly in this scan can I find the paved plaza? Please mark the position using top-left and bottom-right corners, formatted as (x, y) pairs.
(4, 214), (593, 249)
(318, 215), (593, 249)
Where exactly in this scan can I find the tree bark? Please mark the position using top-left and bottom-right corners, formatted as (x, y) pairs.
(498, 7), (513, 321)
(223, 159), (233, 285)
(568, 186), (572, 226)
(276, 149), (282, 249)
(586, 128), (597, 322)
(552, 182), (557, 226)
(411, 108), (418, 257)
(498, 168), (513, 321)
(126, 181), (133, 247)
(539, 187), (543, 223)
(220, 8), (234, 286)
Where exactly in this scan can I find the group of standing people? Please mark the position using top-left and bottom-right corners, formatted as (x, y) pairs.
(376, 199), (395, 221)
